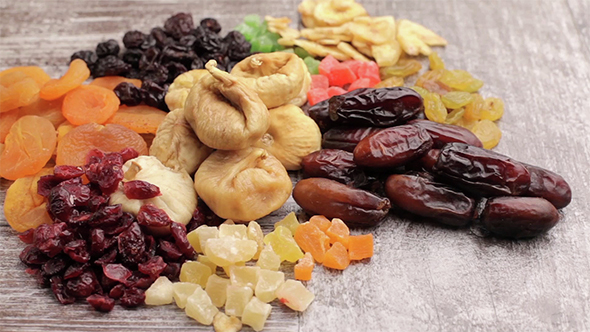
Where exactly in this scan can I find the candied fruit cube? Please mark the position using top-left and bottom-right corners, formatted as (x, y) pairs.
(172, 282), (200, 309)
(307, 88), (329, 106)
(309, 215), (331, 233)
(294, 222), (330, 263)
(205, 274), (230, 307)
(229, 265), (260, 290)
(327, 64), (357, 87)
(205, 238), (258, 267)
(348, 78), (372, 91)
(180, 261), (212, 288)
(185, 287), (219, 325)
(256, 245), (281, 271)
(327, 86), (347, 97)
(241, 297), (272, 332)
(223, 261), (246, 276)
(310, 75), (329, 90)
(263, 226), (304, 263)
(294, 252), (314, 281)
(213, 312), (242, 332)
(255, 269), (285, 303)
(323, 242), (350, 270)
(348, 234), (374, 261)
(276, 280), (314, 312)
(197, 254), (218, 273)
(145, 276), (174, 305)
(187, 225), (219, 253)
(326, 218), (350, 248)
(225, 285), (254, 317)
(219, 224), (248, 240)
(247, 221), (264, 260)
(357, 61), (381, 86)
(274, 212), (300, 235)
(342, 60), (363, 76)
(304, 56), (320, 75)
(318, 55), (340, 76)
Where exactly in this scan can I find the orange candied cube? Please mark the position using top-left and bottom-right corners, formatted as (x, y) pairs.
(326, 218), (350, 248)
(348, 234), (374, 261)
(294, 222), (330, 263)
(309, 215), (331, 233)
(294, 252), (314, 281)
(323, 242), (350, 270)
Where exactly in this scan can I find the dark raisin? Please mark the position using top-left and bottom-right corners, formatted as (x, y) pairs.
(87, 294), (115, 312)
(160, 45), (192, 64)
(190, 57), (204, 70)
(121, 49), (144, 68)
(164, 13), (194, 40)
(193, 26), (224, 54)
(114, 82), (143, 106)
(141, 63), (169, 85)
(118, 222), (146, 265)
(93, 55), (131, 77)
(200, 18), (222, 34)
(150, 27), (173, 48)
(137, 256), (167, 278)
(123, 30), (147, 49)
(120, 287), (145, 307)
(141, 80), (168, 110)
(71, 50), (98, 69)
(96, 39), (120, 57)
(50, 276), (75, 304)
(166, 62), (187, 82)
(178, 34), (197, 48)
(224, 31), (251, 61)
(139, 47), (160, 71)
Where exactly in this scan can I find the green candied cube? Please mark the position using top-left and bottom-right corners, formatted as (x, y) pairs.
(294, 47), (311, 59)
(251, 35), (275, 53)
(303, 56), (320, 75)
(244, 14), (262, 28)
(234, 23), (257, 42)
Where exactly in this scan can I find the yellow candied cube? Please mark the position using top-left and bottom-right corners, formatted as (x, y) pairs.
(241, 297), (272, 332)
(273, 212), (300, 235)
(205, 238), (258, 267)
(255, 270), (285, 303)
(247, 221), (264, 260)
(172, 282), (200, 309)
(197, 254), (217, 273)
(185, 287), (219, 325)
(205, 274), (230, 308)
(276, 279), (314, 312)
(145, 276), (174, 305)
(219, 224), (248, 239)
(213, 312), (242, 332)
(180, 261), (212, 288)
(187, 225), (219, 253)
(222, 261), (245, 276)
(225, 285), (253, 317)
(229, 265), (260, 289)
(256, 245), (281, 271)
(263, 226), (304, 263)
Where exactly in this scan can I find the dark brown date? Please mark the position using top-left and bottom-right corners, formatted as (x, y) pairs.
(353, 125), (433, 168)
(292, 178), (390, 227)
(411, 149), (440, 173)
(523, 164), (572, 209)
(408, 119), (483, 148)
(308, 88), (372, 131)
(301, 149), (367, 187)
(433, 143), (531, 196)
(480, 197), (560, 239)
(385, 174), (475, 226)
(322, 127), (382, 152)
(328, 87), (423, 127)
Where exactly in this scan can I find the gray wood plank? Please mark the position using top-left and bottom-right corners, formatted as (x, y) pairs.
(1, 0), (590, 331)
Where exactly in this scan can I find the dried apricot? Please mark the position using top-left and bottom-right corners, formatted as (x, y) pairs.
(0, 72), (40, 112)
(90, 76), (142, 90)
(4, 168), (54, 232)
(106, 105), (167, 134)
(57, 121), (76, 143)
(19, 96), (66, 128)
(39, 59), (90, 101)
(56, 123), (148, 166)
(481, 97), (504, 121)
(62, 85), (120, 125)
(0, 115), (57, 180)
(471, 119), (502, 149)
(0, 66), (51, 87)
(0, 108), (20, 143)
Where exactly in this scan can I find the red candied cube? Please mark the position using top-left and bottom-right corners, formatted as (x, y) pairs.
(311, 75), (330, 90)
(347, 78), (372, 91)
(357, 61), (381, 86)
(318, 55), (340, 76)
(327, 86), (347, 98)
(342, 60), (363, 76)
(307, 88), (330, 106)
(328, 64), (357, 87)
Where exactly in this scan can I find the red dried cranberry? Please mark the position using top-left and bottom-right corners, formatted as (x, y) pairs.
(190, 202), (224, 229)
(34, 224), (64, 258)
(95, 249), (118, 266)
(170, 222), (194, 258)
(42, 255), (68, 276)
(157, 240), (183, 261)
(50, 276), (75, 304)
(64, 240), (91, 263)
(120, 147), (139, 163)
(137, 204), (172, 228)
(144, 234), (156, 258)
(20, 245), (49, 265)
(102, 212), (134, 235)
(87, 294), (115, 312)
(123, 180), (161, 199)
(109, 284), (126, 299)
(120, 287), (145, 307)
(54, 165), (85, 180)
(66, 270), (100, 298)
(161, 262), (181, 280)
(85, 149), (105, 166)
(18, 229), (35, 244)
(89, 204), (123, 228)
(48, 179), (91, 221)
(103, 264), (132, 283)
(124, 271), (156, 289)
(118, 222), (146, 265)
(37, 175), (61, 197)
(64, 263), (89, 280)
(99, 270), (118, 291)
(90, 229), (115, 256)
(67, 211), (93, 228)
(86, 152), (125, 195)
(138, 256), (167, 277)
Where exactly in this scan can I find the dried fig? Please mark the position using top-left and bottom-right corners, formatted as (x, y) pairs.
(287, 63), (311, 107)
(194, 148), (292, 221)
(149, 109), (213, 174)
(165, 69), (209, 111)
(255, 104), (321, 170)
(231, 52), (308, 108)
(184, 60), (270, 150)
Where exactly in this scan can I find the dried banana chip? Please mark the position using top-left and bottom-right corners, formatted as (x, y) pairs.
(313, 0), (368, 27)
(317, 39), (341, 46)
(371, 41), (402, 67)
(298, 0), (322, 28)
(337, 42), (370, 61)
(265, 16), (301, 40)
(293, 39), (351, 61)
(300, 24), (352, 41)
(397, 19), (447, 56)
(278, 38), (296, 47)
(351, 38), (373, 57)
(350, 16), (396, 46)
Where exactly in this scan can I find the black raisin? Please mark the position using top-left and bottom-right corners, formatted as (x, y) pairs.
(166, 62), (187, 83)
(193, 26), (224, 54)
(150, 27), (173, 48)
(114, 82), (143, 106)
(122, 49), (143, 68)
(178, 34), (197, 48)
(139, 47), (160, 71)
(70, 50), (98, 69)
(160, 45), (193, 65)
(96, 39), (120, 58)
(164, 13), (195, 40)
(123, 30), (147, 49)
(200, 18), (222, 34)
(93, 55), (131, 77)
(190, 57), (204, 70)
(224, 31), (251, 61)
(141, 63), (169, 85)
(141, 81), (168, 111)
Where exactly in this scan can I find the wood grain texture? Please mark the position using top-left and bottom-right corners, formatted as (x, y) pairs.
(1, 0), (590, 331)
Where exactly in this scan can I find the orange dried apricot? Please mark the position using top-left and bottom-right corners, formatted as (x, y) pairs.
(39, 59), (90, 101)
(309, 215), (331, 233)
(56, 123), (148, 166)
(294, 222), (330, 263)
(0, 71), (40, 112)
(90, 76), (142, 90)
(294, 252), (314, 281)
(106, 105), (167, 134)
(62, 85), (120, 125)
(4, 168), (54, 232)
(0, 108), (20, 143)
(19, 96), (66, 128)
(57, 121), (76, 143)
(0, 66), (51, 87)
(348, 234), (374, 261)
(326, 218), (350, 248)
(323, 242), (350, 270)
(0, 115), (57, 180)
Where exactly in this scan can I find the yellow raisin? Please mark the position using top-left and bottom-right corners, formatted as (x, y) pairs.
(375, 76), (404, 88)
(481, 97), (504, 121)
(428, 52), (445, 70)
(415, 69), (451, 95)
(379, 59), (422, 78)
(410, 86), (429, 99)
(439, 69), (484, 93)
(441, 91), (473, 109)
(464, 94), (485, 121)
(455, 117), (478, 130)
(423, 93), (447, 123)
(445, 108), (465, 124)
(471, 119), (502, 149)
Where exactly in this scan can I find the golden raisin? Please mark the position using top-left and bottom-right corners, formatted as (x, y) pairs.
(463, 94), (485, 121)
(428, 52), (445, 70)
(379, 59), (422, 78)
(423, 92), (447, 123)
(471, 119), (502, 149)
(481, 97), (504, 121)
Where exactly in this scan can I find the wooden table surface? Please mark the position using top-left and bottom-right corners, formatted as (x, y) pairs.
(1, 0), (589, 331)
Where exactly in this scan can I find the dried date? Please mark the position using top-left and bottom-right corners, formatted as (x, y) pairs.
(301, 149), (367, 187)
(354, 125), (433, 168)
(408, 119), (483, 148)
(480, 196), (559, 239)
(292, 178), (390, 227)
(308, 88), (372, 131)
(523, 164), (571, 209)
(385, 174), (475, 226)
(410, 149), (440, 173)
(322, 127), (382, 152)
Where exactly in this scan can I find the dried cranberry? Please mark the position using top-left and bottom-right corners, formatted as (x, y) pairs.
(86, 156), (124, 195)
(118, 222), (146, 265)
(109, 284), (126, 299)
(64, 263), (89, 280)
(90, 229), (116, 256)
(103, 212), (134, 235)
(161, 262), (181, 280)
(93, 55), (131, 77)
(123, 180), (161, 200)
(64, 240), (91, 263)
(103, 263), (132, 283)
(123, 30), (147, 49)
(138, 256), (167, 277)
(95, 249), (118, 266)
(120, 148), (139, 163)
(224, 31), (251, 61)
(125, 271), (156, 289)
(85, 149), (105, 165)
(67, 211), (92, 228)
(87, 294), (115, 312)
(144, 234), (156, 258)
(42, 255), (68, 276)
(18, 229), (35, 244)
(164, 13), (194, 40)
(48, 179), (91, 221)
(189, 202), (223, 229)
(50, 276), (75, 304)
(114, 82), (143, 106)
(193, 26), (224, 54)
(54, 165), (85, 180)
(157, 240), (183, 261)
(37, 175), (61, 197)
(66, 270), (100, 298)
(122, 48), (143, 68)
(170, 222), (194, 258)
(120, 287), (145, 307)
(200, 18), (222, 34)
(71, 50), (98, 69)
(89, 204), (123, 228)
(20, 245), (49, 265)
(34, 224), (64, 258)
(88, 195), (108, 212)
(96, 39), (120, 57)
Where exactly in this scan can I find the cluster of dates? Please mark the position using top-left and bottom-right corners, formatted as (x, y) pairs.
(297, 87), (571, 239)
